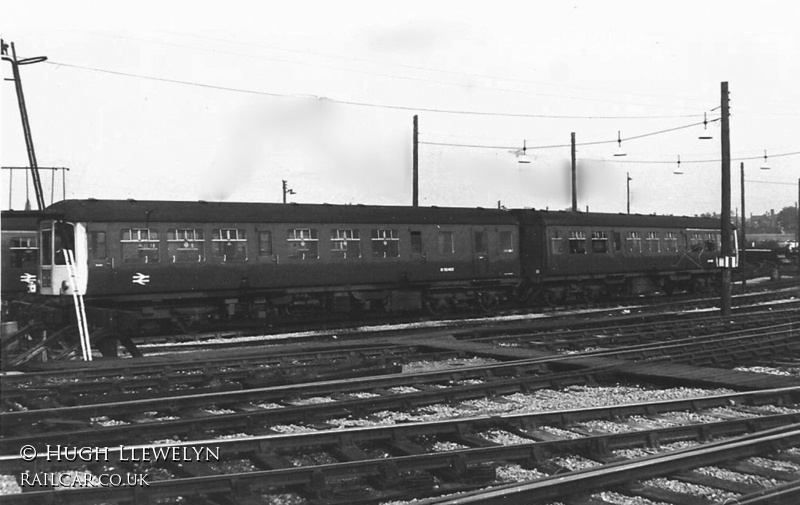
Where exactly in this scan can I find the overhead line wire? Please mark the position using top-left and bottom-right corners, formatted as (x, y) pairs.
(164, 31), (719, 111)
(420, 119), (718, 150)
(586, 150), (800, 164)
(44, 60), (704, 119)
(744, 180), (798, 186)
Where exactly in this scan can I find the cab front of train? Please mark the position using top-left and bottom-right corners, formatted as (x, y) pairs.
(38, 219), (88, 297)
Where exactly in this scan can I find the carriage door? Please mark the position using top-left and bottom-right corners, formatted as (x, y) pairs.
(87, 225), (111, 294)
(472, 227), (489, 276)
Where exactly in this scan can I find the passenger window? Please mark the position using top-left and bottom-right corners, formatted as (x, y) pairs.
(287, 228), (318, 260)
(167, 229), (204, 262)
(331, 229), (360, 259)
(10, 236), (38, 268)
(664, 232), (678, 253)
(438, 231), (454, 255)
(89, 232), (107, 260)
(645, 231), (660, 253)
(121, 228), (159, 264)
(591, 231), (607, 253)
(212, 228), (247, 262)
(626, 231), (642, 253)
(569, 231), (586, 254)
(499, 231), (514, 253)
(371, 229), (399, 258)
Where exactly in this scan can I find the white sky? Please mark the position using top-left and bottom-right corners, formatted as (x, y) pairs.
(2, 1), (799, 217)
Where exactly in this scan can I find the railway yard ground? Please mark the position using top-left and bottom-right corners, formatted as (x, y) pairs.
(1, 280), (800, 505)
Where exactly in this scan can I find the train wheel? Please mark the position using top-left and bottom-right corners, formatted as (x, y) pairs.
(663, 279), (676, 296)
(691, 278), (708, 294)
(582, 288), (596, 305)
(477, 292), (499, 312)
(543, 290), (560, 308)
(424, 297), (446, 317)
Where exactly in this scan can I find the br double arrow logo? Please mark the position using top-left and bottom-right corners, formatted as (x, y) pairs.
(19, 273), (36, 284)
(132, 272), (151, 285)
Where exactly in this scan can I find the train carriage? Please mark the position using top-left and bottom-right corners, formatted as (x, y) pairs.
(35, 199), (521, 327)
(514, 210), (731, 302)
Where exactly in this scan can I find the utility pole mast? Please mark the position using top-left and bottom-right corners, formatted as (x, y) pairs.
(412, 115), (419, 207)
(740, 162), (746, 293)
(571, 132), (577, 212)
(720, 81), (732, 317)
(1, 40), (48, 210)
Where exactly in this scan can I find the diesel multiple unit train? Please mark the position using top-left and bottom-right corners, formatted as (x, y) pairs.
(3, 199), (729, 335)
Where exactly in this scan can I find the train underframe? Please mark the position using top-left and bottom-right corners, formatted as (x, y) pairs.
(1, 270), (720, 368)
(527, 270), (722, 307)
(100, 279), (520, 332)
(1, 280), (519, 367)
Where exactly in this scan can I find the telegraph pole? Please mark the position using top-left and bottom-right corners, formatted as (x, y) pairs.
(740, 162), (746, 293)
(412, 115), (419, 207)
(571, 132), (577, 212)
(720, 81), (732, 317)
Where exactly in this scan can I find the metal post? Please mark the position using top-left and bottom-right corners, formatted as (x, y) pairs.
(626, 172), (632, 215)
(282, 180), (287, 204)
(412, 115), (419, 207)
(571, 132), (577, 212)
(720, 82), (732, 317)
(740, 162), (746, 293)
(3, 41), (46, 210)
(3, 166), (69, 208)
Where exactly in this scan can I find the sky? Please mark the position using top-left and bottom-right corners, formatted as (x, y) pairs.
(2, 1), (799, 218)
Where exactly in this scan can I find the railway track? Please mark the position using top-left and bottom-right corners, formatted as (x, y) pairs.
(3, 302), (796, 406)
(131, 286), (800, 354)
(1, 288), (799, 503)
(1, 388), (799, 504)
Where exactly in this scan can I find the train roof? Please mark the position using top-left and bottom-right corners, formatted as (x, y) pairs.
(43, 199), (520, 225)
(1, 209), (64, 228)
(512, 209), (725, 229)
(37, 200), (726, 229)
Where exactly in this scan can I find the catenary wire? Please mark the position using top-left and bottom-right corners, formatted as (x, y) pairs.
(43, 60), (706, 120)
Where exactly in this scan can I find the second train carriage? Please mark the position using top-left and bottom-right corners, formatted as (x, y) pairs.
(514, 210), (732, 303)
(35, 199), (522, 328)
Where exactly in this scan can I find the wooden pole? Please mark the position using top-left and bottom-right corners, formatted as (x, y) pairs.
(740, 162), (746, 293)
(720, 82), (732, 317)
(571, 132), (577, 212)
(413, 115), (419, 207)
